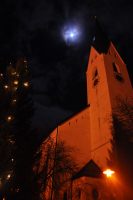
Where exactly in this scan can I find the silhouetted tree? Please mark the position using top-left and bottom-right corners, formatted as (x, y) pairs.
(108, 97), (133, 199)
(0, 58), (39, 200)
(34, 136), (78, 200)
(0, 65), (17, 199)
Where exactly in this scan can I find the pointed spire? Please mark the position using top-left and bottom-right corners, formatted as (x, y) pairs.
(91, 16), (110, 54)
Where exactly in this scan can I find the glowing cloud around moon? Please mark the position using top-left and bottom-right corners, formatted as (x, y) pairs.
(62, 24), (81, 45)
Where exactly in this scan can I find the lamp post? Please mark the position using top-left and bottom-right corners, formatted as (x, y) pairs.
(103, 169), (115, 178)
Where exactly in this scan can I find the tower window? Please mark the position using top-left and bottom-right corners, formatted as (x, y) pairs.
(113, 63), (120, 73)
(93, 69), (98, 80)
(92, 69), (99, 86)
(113, 63), (123, 82)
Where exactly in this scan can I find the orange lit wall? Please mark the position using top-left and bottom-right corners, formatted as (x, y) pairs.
(42, 42), (133, 173)
(49, 107), (91, 169)
(87, 43), (133, 168)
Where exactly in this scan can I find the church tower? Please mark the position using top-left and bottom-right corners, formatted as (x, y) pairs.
(86, 21), (133, 169)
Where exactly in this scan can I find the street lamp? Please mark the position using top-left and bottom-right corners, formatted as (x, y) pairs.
(103, 169), (115, 178)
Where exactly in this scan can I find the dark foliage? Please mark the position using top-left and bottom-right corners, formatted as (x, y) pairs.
(108, 98), (133, 199)
(0, 58), (39, 200)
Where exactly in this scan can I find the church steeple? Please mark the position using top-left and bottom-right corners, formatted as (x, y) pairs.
(86, 21), (133, 167)
(91, 17), (110, 54)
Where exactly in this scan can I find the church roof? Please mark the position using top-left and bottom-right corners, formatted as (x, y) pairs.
(72, 159), (102, 180)
(59, 104), (90, 126)
(91, 17), (110, 54)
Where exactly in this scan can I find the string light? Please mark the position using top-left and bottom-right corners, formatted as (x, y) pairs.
(4, 85), (8, 89)
(12, 99), (17, 103)
(0, 73), (3, 77)
(8, 139), (15, 144)
(23, 82), (29, 87)
(12, 72), (16, 75)
(7, 174), (11, 180)
(7, 116), (12, 122)
(14, 80), (18, 85)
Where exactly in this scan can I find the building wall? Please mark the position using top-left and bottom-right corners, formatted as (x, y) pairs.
(87, 46), (113, 168)
(104, 42), (133, 108)
(86, 43), (133, 169)
(57, 107), (91, 168)
(71, 176), (124, 200)
(40, 41), (133, 199)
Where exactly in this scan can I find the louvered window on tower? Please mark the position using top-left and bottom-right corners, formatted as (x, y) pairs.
(93, 69), (99, 86)
(113, 63), (123, 82)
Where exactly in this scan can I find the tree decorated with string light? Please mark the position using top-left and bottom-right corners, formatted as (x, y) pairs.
(0, 58), (36, 200)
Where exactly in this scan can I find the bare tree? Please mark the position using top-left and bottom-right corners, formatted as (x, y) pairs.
(34, 135), (78, 200)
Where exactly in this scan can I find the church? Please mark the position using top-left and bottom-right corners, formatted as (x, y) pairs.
(39, 22), (133, 200)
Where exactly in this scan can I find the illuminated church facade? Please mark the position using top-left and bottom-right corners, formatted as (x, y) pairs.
(39, 23), (133, 200)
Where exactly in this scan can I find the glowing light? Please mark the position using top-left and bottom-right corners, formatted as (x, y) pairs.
(7, 174), (11, 180)
(12, 72), (16, 75)
(70, 32), (74, 38)
(12, 99), (17, 103)
(16, 188), (20, 192)
(103, 169), (115, 178)
(11, 158), (14, 162)
(4, 85), (8, 89)
(62, 23), (82, 44)
(7, 116), (12, 122)
(23, 82), (29, 87)
(8, 139), (15, 144)
(14, 80), (18, 85)
(0, 73), (3, 77)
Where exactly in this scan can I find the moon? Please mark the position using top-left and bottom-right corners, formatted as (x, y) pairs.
(62, 24), (81, 45)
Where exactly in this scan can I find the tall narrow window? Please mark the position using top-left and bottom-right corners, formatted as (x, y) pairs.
(93, 69), (98, 80)
(93, 69), (99, 86)
(112, 62), (123, 82)
(113, 63), (120, 73)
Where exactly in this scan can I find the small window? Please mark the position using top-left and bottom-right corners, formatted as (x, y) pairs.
(92, 69), (99, 86)
(113, 63), (123, 82)
(92, 69), (98, 80)
(113, 63), (120, 73)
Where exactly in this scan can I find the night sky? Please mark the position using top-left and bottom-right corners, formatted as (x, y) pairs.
(0, 0), (133, 135)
